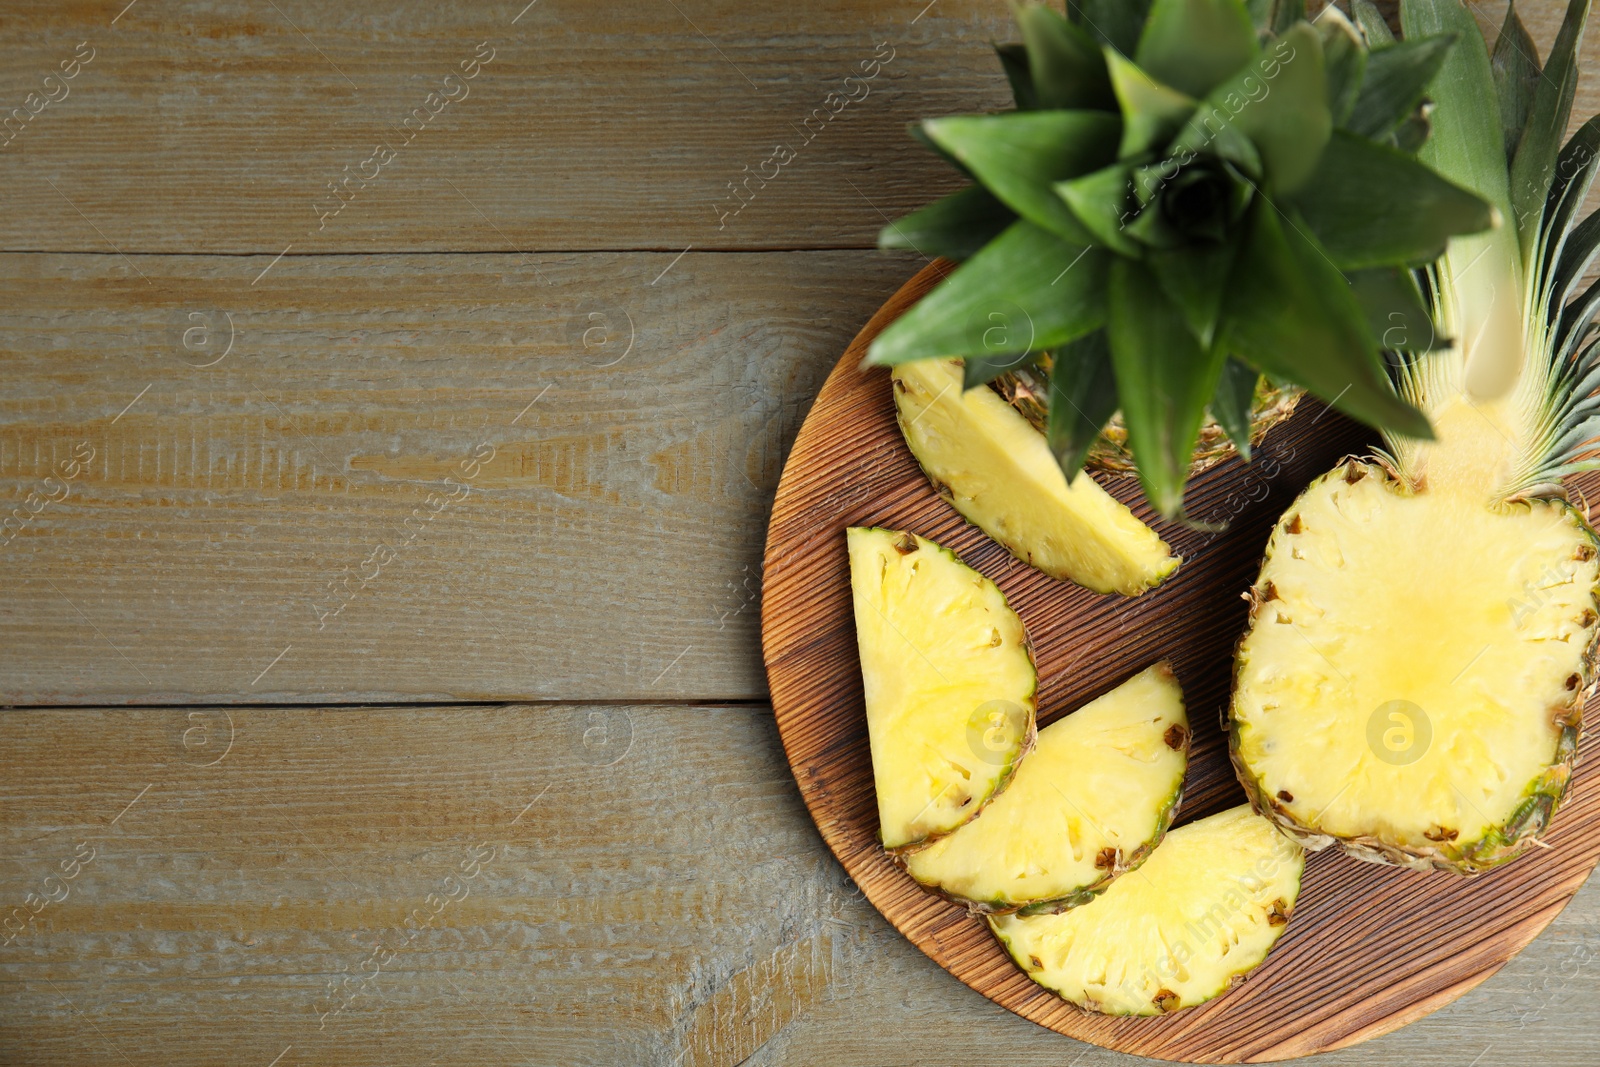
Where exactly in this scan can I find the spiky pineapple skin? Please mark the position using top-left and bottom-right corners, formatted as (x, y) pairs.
(1227, 459), (1599, 874)
(993, 362), (1302, 475)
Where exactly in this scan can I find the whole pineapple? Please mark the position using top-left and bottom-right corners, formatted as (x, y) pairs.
(1230, 0), (1600, 873)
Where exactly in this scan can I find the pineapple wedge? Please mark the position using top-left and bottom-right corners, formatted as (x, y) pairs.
(991, 806), (1303, 1015)
(905, 663), (1187, 913)
(891, 358), (1178, 595)
(848, 527), (1037, 852)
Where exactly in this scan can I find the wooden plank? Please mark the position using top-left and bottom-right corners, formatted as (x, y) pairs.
(0, 704), (1595, 1066)
(0, 249), (922, 703)
(0, 1), (1594, 256)
(0, 0), (1008, 253)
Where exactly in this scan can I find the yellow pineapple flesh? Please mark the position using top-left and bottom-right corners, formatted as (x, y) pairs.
(991, 806), (1303, 1014)
(905, 663), (1187, 913)
(848, 526), (1037, 852)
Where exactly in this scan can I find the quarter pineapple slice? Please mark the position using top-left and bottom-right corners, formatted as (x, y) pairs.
(991, 806), (1303, 1015)
(905, 663), (1187, 913)
(892, 358), (1178, 595)
(1230, 0), (1600, 873)
(848, 527), (1037, 852)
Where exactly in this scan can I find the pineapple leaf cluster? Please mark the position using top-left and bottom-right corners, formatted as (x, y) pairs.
(1388, 0), (1600, 497)
(866, 0), (1495, 519)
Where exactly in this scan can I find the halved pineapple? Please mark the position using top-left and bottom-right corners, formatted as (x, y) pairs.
(891, 358), (1178, 595)
(848, 527), (1037, 852)
(1225, 0), (1600, 874)
(904, 663), (1187, 913)
(991, 806), (1304, 1015)
(1231, 460), (1599, 871)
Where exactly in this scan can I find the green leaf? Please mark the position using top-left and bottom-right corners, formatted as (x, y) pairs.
(994, 43), (1039, 111)
(1149, 239), (1240, 347)
(1068, 0), (1153, 53)
(1319, 8), (1368, 127)
(1346, 35), (1456, 140)
(923, 112), (1121, 244)
(1219, 198), (1433, 439)
(1045, 330), (1119, 475)
(1402, 0), (1523, 395)
(879, 185), (1018, 262)
(1351, 0), (1394, 46)
(1211, 357), (1260, 460)
(1271, 0), (1303, 35)
(1290, 130), (1493, 270)
(964, 350), (1042, 390)
(866, 221), (1108, 367)
(1400, 0), (1515, 233)
(1105, 49), (1197, 156)
(1550, 172), (1600, 306)
(1348, 266), (1444, 353)
(1543, 116), (1600, 282)
(1108, 256), (1228, 518)
(1491, 2), (1541, 162)
(1016, 3), (1115, 110)
(1056, 164), (1142, 255)
(1179, 25), (1330, 194)
(1135, 0), (1260, 100)
(1242, 0), (1272, 29)
(1391, 111), (1431, 154)
(910, 124), (973, 179)
(1508, 0), (1592, 260)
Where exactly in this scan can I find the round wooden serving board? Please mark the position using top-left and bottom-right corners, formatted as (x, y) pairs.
(761, 261), (1600, 1063)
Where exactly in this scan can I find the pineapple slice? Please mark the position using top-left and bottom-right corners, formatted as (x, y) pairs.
(1231, 460), (1600, 871)
(904, 663), (1187, 913)
(991, 806), (1304, 1015)
(848, 527), (1036, 852)
(891, 358), (1178, 595)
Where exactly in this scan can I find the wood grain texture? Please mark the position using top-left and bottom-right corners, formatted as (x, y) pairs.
(2, 0), (1600, 1063)
(0, 249), (921, 703)
(0, 2), (1591, 257)
(0, 0), (1008, 253)
(761, 263), (1600, 1062)
(0, 702), (854, 1067)
(0, 703), (1596, 1067)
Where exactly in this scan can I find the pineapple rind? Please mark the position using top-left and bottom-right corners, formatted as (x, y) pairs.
(891, 358), (1179, 596)
(994, 362), (1303, 476)
(1229, 460), (1599, 874)
(899, 662), (1188, 914)
(990, 806), (1305, 1015)
(848, 527), (1039, 854)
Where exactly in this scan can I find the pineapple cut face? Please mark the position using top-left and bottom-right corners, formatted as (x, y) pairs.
(1233, 461), (1600, 870)
(892, 358), (1179, 595)
(848, 527), (1037, 852)
(991, 806), (1303, 1015)
(904, 663), (1187, 912)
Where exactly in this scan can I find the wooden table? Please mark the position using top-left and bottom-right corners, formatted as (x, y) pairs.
(0, 2), (1595, 1064)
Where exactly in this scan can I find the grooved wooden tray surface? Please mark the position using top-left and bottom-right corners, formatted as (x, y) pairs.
(760, 261), (1600, 1063)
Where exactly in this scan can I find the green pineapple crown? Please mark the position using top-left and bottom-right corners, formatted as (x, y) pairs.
(1383, 0), (1600, 502)
(866, 0), (1496, 520)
